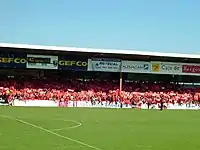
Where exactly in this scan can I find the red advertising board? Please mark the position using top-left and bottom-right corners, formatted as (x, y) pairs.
(182, 65), (200, 74)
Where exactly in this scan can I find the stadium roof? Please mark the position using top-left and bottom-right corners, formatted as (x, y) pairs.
(0, 42), (200, 59)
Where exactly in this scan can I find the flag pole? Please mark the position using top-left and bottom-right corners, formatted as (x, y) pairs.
(120, 71), (123, 92)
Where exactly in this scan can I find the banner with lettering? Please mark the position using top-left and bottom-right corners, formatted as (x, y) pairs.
(26, 54), (58, 69)
(122, 61), (150, 73)
(0, 52), (26, 68)
(87, 58), (121, 72)
(151, 62), (182, 75)
(58, 56), (88, 71)
(182, 64), (200, 75)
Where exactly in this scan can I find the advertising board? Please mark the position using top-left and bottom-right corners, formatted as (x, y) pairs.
(182, 64), (200, 75)
(0, 52), (26, 68)
(58, 56), (88, 71)
(26, 54), (58, 69)
(122, 61), (150, 73)
(151, 62), (182, 75)
(87, 58), (121, 72)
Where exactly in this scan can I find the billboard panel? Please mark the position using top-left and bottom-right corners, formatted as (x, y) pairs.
(87, 58), (121, 72)
(58, 56), (88, 71)
(122, 61), (150, 73)
(0, 52), (26, 68)
(26, 54), (58, 69)
(182, 64), (200, 74)
(151, 62), (182, 75)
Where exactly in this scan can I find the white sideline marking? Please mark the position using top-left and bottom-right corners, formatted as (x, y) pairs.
(136, 145), (153, 148)
(0, 115), (102, 150)
(51, 120), (82, 131)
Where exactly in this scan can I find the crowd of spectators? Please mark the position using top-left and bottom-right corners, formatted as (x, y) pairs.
(0, 77), (200, 108)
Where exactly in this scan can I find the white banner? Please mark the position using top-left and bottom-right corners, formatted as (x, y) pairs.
(122, 61), (150, 73)
(13, 100), (200, 110)
(26, 54), (58, 69)
(87, 58), (121, 72)
(151, 62), (182, 75)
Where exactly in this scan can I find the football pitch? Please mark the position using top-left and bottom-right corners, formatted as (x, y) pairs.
(1, 107), (200, 150)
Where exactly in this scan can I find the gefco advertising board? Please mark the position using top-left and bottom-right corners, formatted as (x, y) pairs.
(27, 55), (88, 71)
(0, 52), (59, 70)
(0, 52), (26, 68)
(58, 56), (88, 71)
(0, 52), (88, 70)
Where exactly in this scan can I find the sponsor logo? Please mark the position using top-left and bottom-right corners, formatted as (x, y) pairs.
(59, 60), (87, 67)
(95, 61), (118, 66)
(182, 65), (200, 73)
(151, 62), (181, 74)
(0, 53), (26, 68)
(122, 61), (150, 73)
(160, 63), (181, 72)
(27, 57), (51, 64)
(26, 54), (58, 70)
(151, 63), (160, 72)
(0, 57), (26, 64)
(123, 64), (149, 70)
(88, 58), (121, 72)
(94, 61), (119, 69)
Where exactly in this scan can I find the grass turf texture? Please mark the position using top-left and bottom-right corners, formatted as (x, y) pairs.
(0, 107), (200, 150)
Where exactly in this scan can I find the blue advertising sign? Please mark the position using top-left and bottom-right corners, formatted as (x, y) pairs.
(58, 56), (88, 71)
(0, 52), (26, 68)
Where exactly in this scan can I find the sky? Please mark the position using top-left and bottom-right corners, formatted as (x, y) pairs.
(0, 0), (200, 54)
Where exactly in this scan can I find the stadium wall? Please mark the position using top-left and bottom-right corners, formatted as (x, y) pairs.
(12, 100), (200, 110)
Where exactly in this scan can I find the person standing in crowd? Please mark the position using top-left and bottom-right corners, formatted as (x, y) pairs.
(120, 101), (123, 108)
(147, 99), (151, 109)
(160, 98), (164, 111)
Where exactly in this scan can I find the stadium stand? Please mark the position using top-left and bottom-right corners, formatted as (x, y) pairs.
(0, 75), (199, 109)
(0, 43), (200, 109)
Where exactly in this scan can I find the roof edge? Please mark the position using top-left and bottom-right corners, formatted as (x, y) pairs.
(0, 43), (199, 59)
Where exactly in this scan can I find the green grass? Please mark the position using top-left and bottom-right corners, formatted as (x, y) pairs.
(1, 107), (200, 150)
